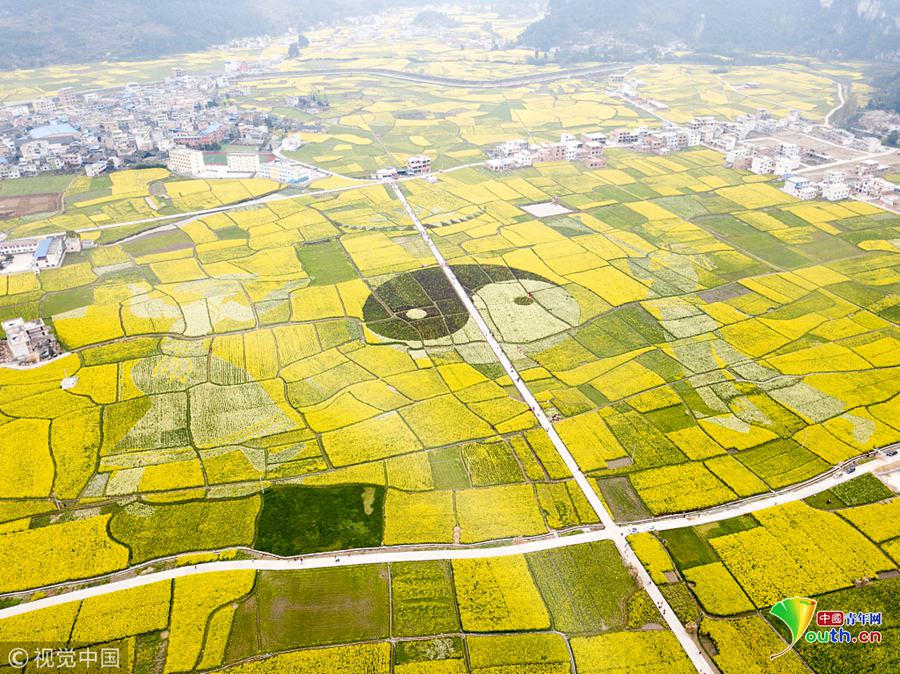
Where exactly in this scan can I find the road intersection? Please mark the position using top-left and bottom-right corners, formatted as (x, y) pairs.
(1, 180), (896, 674)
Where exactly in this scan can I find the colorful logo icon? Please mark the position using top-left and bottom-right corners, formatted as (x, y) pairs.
(770, 597), (818, 659)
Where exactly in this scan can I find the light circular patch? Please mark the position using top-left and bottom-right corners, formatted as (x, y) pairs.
(405, 308), (428, 320)
(473, 279), (579, 344)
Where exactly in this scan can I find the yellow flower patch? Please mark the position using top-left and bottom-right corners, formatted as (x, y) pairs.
(452, 556), (550, 631)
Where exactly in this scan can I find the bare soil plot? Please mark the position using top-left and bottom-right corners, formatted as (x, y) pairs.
(0, 192), (62, 219)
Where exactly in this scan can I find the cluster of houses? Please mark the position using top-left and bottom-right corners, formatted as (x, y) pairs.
(483, 123), (707, 173)
(373, 155), (433, 180)
(0, 233), (84, 274)
(0, 64), (308, 182)
(782, 162), (895, 204)
(166, 147), (311, 183)
(486, 133), (610, 171)
(722, 137), (894, 202)
(0, 317), (61, 366)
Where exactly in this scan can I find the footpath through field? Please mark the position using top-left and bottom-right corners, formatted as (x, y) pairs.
(391, 183), (716, 674)
(5, 181), (899, 673)
(0, 443), (894, 635)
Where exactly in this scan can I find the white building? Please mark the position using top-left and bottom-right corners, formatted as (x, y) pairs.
(775, 142), (801, 157)
(496, 139), (529, 156)
(750, 155), (774, 175)
(782, 175), (818, 200)
(168, 147), (205, 175)
(84, 161), (107, 178)
(563, 141), (582, 161)
(406, 155), (432, 176)
(32, 236), (65, 270)
(726, 145), (752, 165)
(226, 153), (261, 173)
(823, 170), (845, 185)
(375, 167), (399, 180)
(820, 182), (850, 201)
(773, 155), (801, 176)
(486, 151), (533, 172)
(2, 318), (59, 364)
(258, 159), (310, 183)
(0, 238), (39, 255)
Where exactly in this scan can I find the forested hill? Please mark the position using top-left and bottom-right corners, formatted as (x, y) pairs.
(0, 0), (428, 70)
(520, 0), (900, 60)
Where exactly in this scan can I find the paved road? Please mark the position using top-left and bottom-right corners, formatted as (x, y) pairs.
(1, 442), (895, 663)
(72, 179), (377, 238)
(244, 63), (628, 90)
(825, 81), (848, 127)
(792, 148), (896, 175)
(61, 160), (484, 242)
(632, 450), (898, 533)
(391, 184), (715, 674)
(0, 531), (613, 620)
(3, 453), (896, 610)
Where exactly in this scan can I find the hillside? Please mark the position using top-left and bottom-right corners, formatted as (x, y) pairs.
(0, 0), (428, 69)
(520, 0), (900, 60)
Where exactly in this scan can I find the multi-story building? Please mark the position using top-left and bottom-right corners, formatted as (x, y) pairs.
(486, 151), (533, 172)
(823, 170), (845, 184)
(782, 175), (818, 200)
(406, 155), (432, 176)
(57, 87), (78, 108)
(609, 128), (641, 144)
(0, 238), (40, 255)
(32, 236), (65, 270)
(750, 155), (774, 175)
(84, 161), (107, 177)
(31, 98), (56, 115)
(773, 155), (801, 176)
(1, 318), (60, 364)
(853, 178), (888, 198)
(532, 143), (567, 162)
(495, 139), (529, 156)
(258, 159), (310, 183)
(820, 182), (850, 201)
(775, 142), (801, 157)
(581, 132), (607, 145)
(725, 145), (753, 167)
(167, 147), (206, 175)
(856, 160), (881, 178)
(226, 152), (261, 173)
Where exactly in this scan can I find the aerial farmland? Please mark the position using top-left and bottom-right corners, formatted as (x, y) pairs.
(0, 4), (897, 674)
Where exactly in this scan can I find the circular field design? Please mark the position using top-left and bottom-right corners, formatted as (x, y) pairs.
(363, 264), (564, 342)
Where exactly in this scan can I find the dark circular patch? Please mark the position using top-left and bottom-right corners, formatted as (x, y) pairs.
(514, 296), (535, 306)
(363, 264), (551, 342)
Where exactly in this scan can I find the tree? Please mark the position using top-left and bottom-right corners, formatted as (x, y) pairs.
(288, 43), (299, 58)
(296, 33), (310, 48)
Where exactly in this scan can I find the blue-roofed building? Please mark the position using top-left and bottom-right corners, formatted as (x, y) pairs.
(28, 123), (79, 143)
(32, 236), (65, 270)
